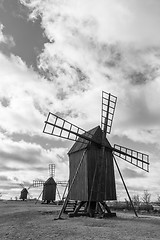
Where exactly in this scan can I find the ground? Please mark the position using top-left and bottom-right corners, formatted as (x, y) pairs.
(0, 200), (160, 240)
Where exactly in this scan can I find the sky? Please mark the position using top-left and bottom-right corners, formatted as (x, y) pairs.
(0, 0), (160, 202)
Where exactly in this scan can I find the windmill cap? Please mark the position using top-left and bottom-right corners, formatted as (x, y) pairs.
(44, 177), (56, 185)
(68, 125), (112, 154)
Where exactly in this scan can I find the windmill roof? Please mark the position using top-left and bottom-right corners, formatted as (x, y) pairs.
(44, 177), (56, 186)
(68, 126), (104, 154)
(21, 188), (28, 193)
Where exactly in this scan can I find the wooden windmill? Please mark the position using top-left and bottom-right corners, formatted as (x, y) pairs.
(43, 91), (149, 218)
(19, 184), (32, 201)
(33, 164), (68, 204)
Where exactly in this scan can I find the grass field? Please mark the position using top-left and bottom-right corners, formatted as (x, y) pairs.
(0, 200), (160, 240)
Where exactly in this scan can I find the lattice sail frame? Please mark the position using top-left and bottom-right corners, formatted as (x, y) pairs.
(49, 163), (55, 178)
(33, 180), (45, 187)
(101, 91), (117, 135)
(43, 112), (93, 144)
(113, 144), (149, 172)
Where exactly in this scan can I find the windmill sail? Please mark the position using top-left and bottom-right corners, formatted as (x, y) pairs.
(43, 112), (95, 144)
(19, 183), (24, 188)
(33, 180), (45, 187)
(49, 164), (55, 178)
(101, 91), (117, 135)
(27, 184), (33, 190)
(113, 144), (149, 172)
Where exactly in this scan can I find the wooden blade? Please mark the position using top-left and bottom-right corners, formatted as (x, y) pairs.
(113, 144), (149, 172)
(27, 184), (33, 190)
(33, 180), (45, 187)
(43, 112), (95, 144)
(19, 183), (24, 188)
(101, 91), (117, 135)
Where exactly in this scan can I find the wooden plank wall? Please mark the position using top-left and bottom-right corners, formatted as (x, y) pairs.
(69, 149), (88, 201)
(42, 182), (57, 201)
(104, 150), (117, 200)
(87, 144), (104, 201)
(87, 143), (116, 201)
(69, 146), (116, 201)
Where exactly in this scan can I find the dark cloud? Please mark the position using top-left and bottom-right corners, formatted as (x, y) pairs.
(0, 97), (10, 107)
(0, 148), (41, 165)
(7, 132), (69, 150)
(0, 0), (49, 71)
(99, 43), (122, 68)
(13, 177), (18, 181)
(128, 65), (158, 85)
(0, 175), (10, 181)
(0, 164), (50, 172)
(0, 165), (25, 172)
(0, 184), (19, 190)
(38, 53), (90, 96)
(0, 181), (32, 191)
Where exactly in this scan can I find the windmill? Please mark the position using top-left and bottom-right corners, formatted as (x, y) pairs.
(33, 164), (68, 204)
(19, 184), (32, 201)
(43, 91), (149, 218)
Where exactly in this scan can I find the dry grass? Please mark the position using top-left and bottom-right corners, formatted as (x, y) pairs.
(0, 200), (160, 240)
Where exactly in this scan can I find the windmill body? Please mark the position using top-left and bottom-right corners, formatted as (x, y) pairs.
(42, 177), (57, 202)
(68, 126), (116, 201)
(20, 188), (28, 201)
(19, 184), (32, 201)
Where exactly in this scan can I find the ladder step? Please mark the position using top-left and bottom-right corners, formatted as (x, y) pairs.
(64, 200), (78, 213)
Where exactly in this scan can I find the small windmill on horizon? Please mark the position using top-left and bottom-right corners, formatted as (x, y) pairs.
(33, 164), (68, 204)
(43, 90), (149, 218)
(19, 183), (32, 201)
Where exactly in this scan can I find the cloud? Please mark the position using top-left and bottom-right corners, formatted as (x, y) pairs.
(0, 133), (68, 167)
(0, 52), (64, 135)
(0, 23), (5, 42)
(0, 132), (69, 199)
(21, 0), (160, 46)
(0, 175), (10, 181)
(122, 167), (146, 179)
(0, 23), (15, 47)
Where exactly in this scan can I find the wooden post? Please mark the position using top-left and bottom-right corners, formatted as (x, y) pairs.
(35, 190), (43, 204)
(55, 149), (87, 220)
(56, 186), (61, 200)
(87, 162), (98, 214)
(113, 155), (138, 217)
(61, 181), (69, 200)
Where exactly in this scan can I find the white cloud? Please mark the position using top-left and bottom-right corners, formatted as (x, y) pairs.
(0, 52), (64, 135)
(0, 23), (15, 47)
(0, 23), (5, 42)
(22, 0), (160, 46)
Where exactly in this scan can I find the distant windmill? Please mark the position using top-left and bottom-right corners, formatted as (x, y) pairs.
(19, 184), (32, 201)
(33, 164), (68, 204)
(43, 90), (149, 218)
